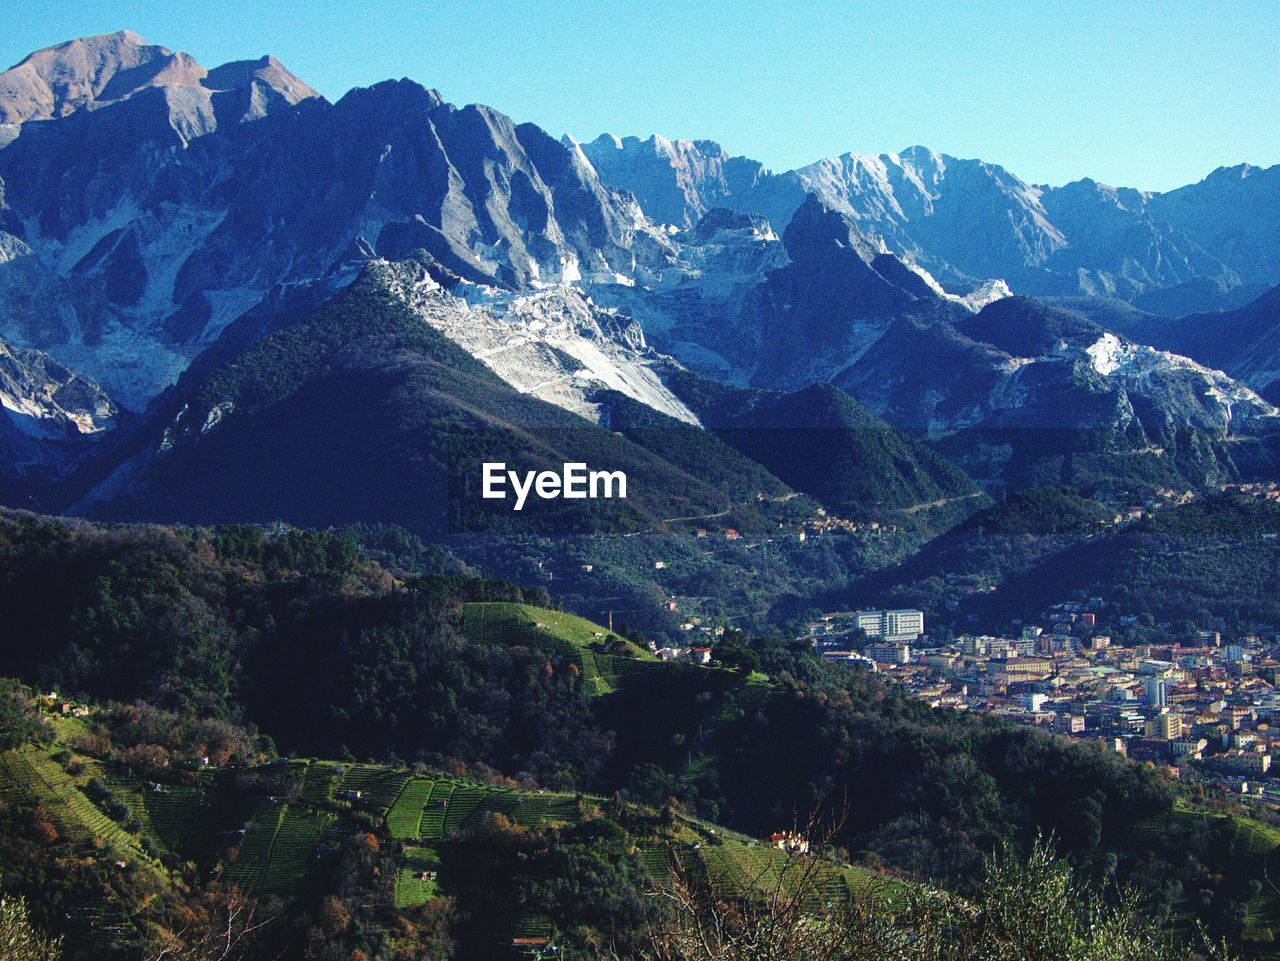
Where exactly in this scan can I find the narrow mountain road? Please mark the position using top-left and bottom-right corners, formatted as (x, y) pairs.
(898, 492), (985, 515)
(660, 508), (731, 524)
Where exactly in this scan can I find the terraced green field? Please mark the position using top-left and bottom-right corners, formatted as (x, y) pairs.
(108, 775), (209, 853)
(1, 717), (891, 952)
(636, 843), (674, 880)
(0, 744), (164, 950)
(384, 774), (583, 842)
(0, 746), (157, 868)
(300, 761), (342, 804)
(715, 676), (773, 721)
(1127, 804), (1280, 943)
(221, 800), (337, 898)
(335, 763), (411, 814)
(418, 780), (455, 838)
(1, 740), (896, 961)
(387, 778), (433, 839)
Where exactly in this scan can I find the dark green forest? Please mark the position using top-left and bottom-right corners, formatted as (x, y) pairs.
(0, 509), (1275, 957)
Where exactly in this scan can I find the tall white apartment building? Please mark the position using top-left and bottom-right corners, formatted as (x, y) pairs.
(857, 608), (925, 643)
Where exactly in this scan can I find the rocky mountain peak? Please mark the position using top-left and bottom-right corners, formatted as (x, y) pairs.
(331, 77), (444, 125)
(782, 193), (888, 264)
(0, 30), (180, 123)
(0, 30), (320, 127)
(200, 54), (319, 104)
(579, 132), (742, 228)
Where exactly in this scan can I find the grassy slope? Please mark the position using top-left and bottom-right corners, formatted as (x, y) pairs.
(461, 602), (661, 696)
(0, 688), (883, 952)
(1127, 805), (1280, 945)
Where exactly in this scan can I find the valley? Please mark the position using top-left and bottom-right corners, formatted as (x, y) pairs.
(0, 21), (1277, 961)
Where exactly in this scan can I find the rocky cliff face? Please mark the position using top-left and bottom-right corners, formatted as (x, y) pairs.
(0, 332), (117, 496)
(0, 31), (1276, 506)
(0, 336), (115, 436)
(576, 133), (801, 230)
(580, 133), (1276, 307)
(0, 34), (676, 410)
(576, 134), (723, 229)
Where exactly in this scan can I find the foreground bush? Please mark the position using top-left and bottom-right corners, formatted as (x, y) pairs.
(0, 897), (60, 961)
(632, 840), (1235, 961)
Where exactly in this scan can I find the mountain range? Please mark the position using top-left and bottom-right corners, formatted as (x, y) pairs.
(579, 134), (1279, 307)
(0, 30), (1277, 527)
(3, 28), (1280, 961)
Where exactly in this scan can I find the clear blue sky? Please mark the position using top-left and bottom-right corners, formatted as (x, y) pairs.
(3, 0), (1277, 191)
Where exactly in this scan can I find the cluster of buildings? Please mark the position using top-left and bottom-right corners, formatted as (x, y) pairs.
(37, 691), (91, 718)
(799, 508), (900, 539)
(651, 643), (714, 665)
(820, 603), (1280, 804)
(808, 609), (927, 668)
(1075, 482), (1277, 532)
(691, 527), (744, 540)
(1217, 481), (1280, 502)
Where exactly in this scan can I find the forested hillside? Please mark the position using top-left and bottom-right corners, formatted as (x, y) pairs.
(0, 510), (1275, 955)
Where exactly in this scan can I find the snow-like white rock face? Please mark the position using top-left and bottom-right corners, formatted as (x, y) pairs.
(583, 209), (792, 384)
(0, 336), (116, 437)
(376, 262), (699, 426)
(954, 278), (1013, 312)
(0, 204), (267, 411)
(1077, 334), (1277, 431)
(1086, 332), (1126, 375)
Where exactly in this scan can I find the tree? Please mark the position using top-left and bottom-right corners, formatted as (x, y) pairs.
(713, 644), (761, 675)
(623, 835), (1240, 961)
(0, 896), (61, 961)
(142, 888), (271, 961)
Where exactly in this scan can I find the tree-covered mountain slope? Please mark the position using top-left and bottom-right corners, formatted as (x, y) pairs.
(0, 509), (1274, 953)
(656, 371), (982, 520)
(62, 263), (794, 535)
(839, 487), (1280, 641)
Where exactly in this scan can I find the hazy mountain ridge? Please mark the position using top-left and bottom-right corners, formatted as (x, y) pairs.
(0, 30), (1275, 511)
(1096, 285), (1280, 402)
(579, 134), (1277, 306)
(0, 33), (677, 413)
